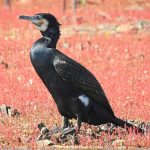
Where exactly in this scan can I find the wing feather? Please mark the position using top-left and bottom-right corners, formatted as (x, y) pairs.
(53, 54), (114, 115)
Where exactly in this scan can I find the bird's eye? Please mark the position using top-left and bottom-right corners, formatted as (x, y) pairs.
(36, 15), (42, 20)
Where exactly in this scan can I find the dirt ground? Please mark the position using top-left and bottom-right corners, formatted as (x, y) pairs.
(0, 0), (150, 148)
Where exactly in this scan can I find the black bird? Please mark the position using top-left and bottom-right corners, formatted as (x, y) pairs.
(19, 13), (143, 133)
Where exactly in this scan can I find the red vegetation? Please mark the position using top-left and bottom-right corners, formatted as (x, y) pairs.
(0, 0), (149, 148)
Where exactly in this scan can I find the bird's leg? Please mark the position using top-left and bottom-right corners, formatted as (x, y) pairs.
(76, 113), (82, 132)
(62, 116), (69, 129)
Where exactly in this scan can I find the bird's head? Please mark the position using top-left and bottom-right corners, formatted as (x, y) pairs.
(19, 13), (61, 38)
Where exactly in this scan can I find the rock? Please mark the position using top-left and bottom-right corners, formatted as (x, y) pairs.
(60, 127), (75, 136)
(38, 122), (49, 134)
(0, 104), (10, 115)
(125, 4), (144, 11)
(98, 11), (111, 20)
(50, 134), (60, 144)
(37, 123), (62, 141)
(36, 139), (54, 147)
(37, 123), (50, 141)
(41, 127), (49, 135)
(116, 23), (133, 32)
(20, 135), (32, 144)
(99, 123), (115, 132)
(36, 122), (77, 145)
(10, 108), (20, 117)
(112, 139), (125, 146)
(97, 24), (117, 34)
(134, 20), (150, 30)
(62, 42), (70, 49)
(50, 127), (76, 142)
(37, 122), (46, 130)
(0, 104), (20, 117)
(86, 128), (93, 136)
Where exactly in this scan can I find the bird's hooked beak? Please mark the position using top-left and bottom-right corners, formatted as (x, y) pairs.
(19, 15), (36, 20)
(19, 15), (49, 31)
(19, 15), (45, 27)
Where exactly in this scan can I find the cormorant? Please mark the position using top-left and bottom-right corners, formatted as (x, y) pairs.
(19, 13), (143, 133)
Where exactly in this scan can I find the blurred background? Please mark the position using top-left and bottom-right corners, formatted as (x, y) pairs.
(0, 0), (150, 148)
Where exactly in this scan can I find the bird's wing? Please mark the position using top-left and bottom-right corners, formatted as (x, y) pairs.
(53, 54), (114, 115)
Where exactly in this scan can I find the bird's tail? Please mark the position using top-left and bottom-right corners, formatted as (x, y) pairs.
(112, 117), (144, 134)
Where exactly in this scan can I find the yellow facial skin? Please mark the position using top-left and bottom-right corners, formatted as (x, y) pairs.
(36, 19), (45, 26)
(34, 19), (49, 31)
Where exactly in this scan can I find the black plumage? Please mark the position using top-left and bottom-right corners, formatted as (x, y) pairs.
(19, 13), (143, 133)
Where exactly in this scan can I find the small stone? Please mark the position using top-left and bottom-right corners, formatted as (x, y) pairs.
(28, 79), (33, 85)
(36, 139), (54, 147)
(116, 23), (133, 32)
(125, 4), (144, 11)
(37, 123), (50, 141)
(94, 44), (99, 50)
(0, 104), (11, 116)
(126, 96), (130, 99)
(21, 135), (32, 144)
(50, 134), (60, 143)
(99, 124), (109, 131)
(141, 91), (145, 96)
(10, 108), (20, 117)
(112, 139), (125, 146)
(38, 122), (46, 131)
(60, 127), (75, 136)
(86, 128), (92, 135)
(63, 42), (69, 49)
(18, 76), (21, 81)
(98, 11), (112, 20)
(41, 127), (49, 134)
(0, 104), (20, 117)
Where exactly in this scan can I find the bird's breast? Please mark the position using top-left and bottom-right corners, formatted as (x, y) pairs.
(30, 45), (52, 69)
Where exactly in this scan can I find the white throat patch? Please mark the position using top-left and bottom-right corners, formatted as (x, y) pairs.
(78, 95), (90, 107)
(34, 19), (49, 31)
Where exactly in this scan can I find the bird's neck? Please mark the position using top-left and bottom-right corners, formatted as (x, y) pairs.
(41, 27), (60, 48)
